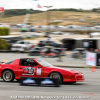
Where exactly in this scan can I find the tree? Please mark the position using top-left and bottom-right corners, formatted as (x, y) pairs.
(0, 39), (10, 50)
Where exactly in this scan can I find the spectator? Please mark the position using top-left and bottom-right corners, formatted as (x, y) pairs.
(57, 49), (63, 62)
(89, 41), (94, 52)
(89, 33), (92, 38)
(83, 40), (89, 50)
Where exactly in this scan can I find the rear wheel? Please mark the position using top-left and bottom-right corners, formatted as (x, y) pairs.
(49, 72), (62, 83)
(2, 70), (14, 82)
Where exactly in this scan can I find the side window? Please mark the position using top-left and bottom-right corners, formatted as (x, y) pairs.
(20, 42), (24, 44)
(19, 59), (38, 67)
(35, 48), (39, 50)
(19, 60), (24, 66)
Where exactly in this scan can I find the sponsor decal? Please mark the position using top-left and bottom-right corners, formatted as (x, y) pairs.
(86, 52), (100, 66)
(23, 78), (36, 84)
(36, 68), (41, 75)
(41, 79), (54, 84)
(86, 52), (96, 66)
(22, 67), (35, 75)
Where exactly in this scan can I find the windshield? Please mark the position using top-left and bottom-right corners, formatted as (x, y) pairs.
(15, 41), (24, 44)
(36, 59), (53, 67)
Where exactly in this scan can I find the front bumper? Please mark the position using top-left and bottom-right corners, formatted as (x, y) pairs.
(75, 74), (84, 81)
(63, 73), (84, 82)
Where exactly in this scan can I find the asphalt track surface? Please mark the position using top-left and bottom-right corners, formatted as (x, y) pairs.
(0, 53), (100, 100)
(0, 68), (100, 100)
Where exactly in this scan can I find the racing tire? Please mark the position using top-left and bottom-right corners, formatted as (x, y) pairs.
(49, 72), (62, 83)
(2, 70), (14, 82)
(66, 82), (76, 84)
(70, 82), (76, 84)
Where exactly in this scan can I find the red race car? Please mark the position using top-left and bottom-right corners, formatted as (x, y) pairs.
(0, 58), (84, 83)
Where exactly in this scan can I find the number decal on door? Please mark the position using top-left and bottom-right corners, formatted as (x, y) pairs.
(22, 67), (35, 75)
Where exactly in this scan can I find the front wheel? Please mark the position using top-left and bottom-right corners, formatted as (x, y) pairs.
(2, 70), (14, 82)
(49, 72), (62, 83)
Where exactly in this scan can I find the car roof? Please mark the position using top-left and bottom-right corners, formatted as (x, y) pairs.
(20, 58), (35, 60)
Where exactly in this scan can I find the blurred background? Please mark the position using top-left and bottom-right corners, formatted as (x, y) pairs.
(0, 0), (100, 100)
(1, 4), (100, 63)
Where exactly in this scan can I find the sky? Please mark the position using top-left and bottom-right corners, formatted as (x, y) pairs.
(0, 0), (100, 11)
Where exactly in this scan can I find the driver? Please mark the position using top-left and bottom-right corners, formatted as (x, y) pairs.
(26, 59), (35, 66)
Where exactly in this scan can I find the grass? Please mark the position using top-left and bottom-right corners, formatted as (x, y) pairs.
(0, 11), (100, 26)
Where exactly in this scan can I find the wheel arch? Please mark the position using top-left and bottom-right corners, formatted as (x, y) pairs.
(48, 71), (63, 82)
(1, 69), (15, 79)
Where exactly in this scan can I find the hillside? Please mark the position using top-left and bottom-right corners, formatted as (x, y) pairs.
(0, 10), (100, 26)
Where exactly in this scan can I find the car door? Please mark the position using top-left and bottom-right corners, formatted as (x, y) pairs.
(18, 65), (36, 78)
(18, 60), (44, 78)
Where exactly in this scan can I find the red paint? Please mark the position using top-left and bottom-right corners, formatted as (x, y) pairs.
(91, 67), (95, 72)
(0, 58), (84, 82)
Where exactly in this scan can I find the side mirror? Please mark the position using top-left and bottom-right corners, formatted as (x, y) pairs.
(37, 65), (42, 68)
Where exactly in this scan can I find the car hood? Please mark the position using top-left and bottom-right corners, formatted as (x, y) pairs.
(52, 66), (79, 73)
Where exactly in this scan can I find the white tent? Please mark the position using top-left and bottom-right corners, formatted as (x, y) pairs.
(90, 32), (100, 36)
